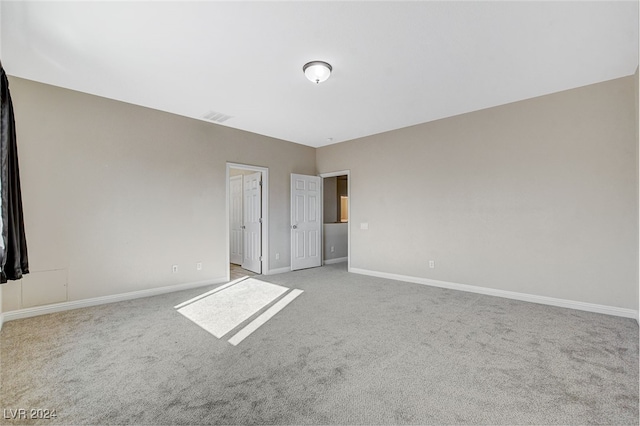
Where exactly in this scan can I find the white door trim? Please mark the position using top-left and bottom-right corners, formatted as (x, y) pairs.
(226, 163), (269, 278)
(319, 170), (350, 272)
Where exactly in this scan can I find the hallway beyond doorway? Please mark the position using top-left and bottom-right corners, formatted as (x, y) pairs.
(230, 263), (256, 281)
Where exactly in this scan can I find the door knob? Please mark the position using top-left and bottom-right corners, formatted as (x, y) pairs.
(241, 226), (246, 229)
(292, 225), (297, 229)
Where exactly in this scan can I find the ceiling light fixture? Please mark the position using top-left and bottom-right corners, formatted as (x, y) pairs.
(303, 61), (332, 84)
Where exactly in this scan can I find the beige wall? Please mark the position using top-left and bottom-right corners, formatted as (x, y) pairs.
(635, 66), (639, 314)
(317, 75), (639, 310)
(2, 76), (315, 311)
(635, 67), (638, 142)
(2, 73), (637, 314)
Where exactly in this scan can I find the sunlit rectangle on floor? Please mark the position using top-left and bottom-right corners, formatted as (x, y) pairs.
(177, 278), (288, 338)
(228, 289), (303, 346)
(173, 277), (249, 310)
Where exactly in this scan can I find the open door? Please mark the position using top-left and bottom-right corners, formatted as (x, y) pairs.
(291, 173), (322, 271)
(229, 175), (243, 265)
(242, 172), (262, 274)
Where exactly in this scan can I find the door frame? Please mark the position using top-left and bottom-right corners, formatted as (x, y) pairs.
(319, 170), (351, 272)
(226, 162), (269, 279)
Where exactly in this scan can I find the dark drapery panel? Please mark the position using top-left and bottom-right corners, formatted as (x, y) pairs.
(0, 62), (28, 283)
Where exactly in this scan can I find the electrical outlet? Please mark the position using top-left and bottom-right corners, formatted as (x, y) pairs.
(275, 253), (280, 260)
(172, 265), (178, 273)
(331, 246), (335, 253)
(429, 260), (435, 269)
(196, 262), (202, 271)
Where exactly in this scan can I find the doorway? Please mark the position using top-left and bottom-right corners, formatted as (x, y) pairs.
(226, 163), (269, 280)
(320, 171), (350, 269)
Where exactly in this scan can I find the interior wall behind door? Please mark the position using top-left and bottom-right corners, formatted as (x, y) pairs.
(323, 175), (348, 264)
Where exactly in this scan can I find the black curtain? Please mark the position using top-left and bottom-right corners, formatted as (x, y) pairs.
(0, 61), (28, 283)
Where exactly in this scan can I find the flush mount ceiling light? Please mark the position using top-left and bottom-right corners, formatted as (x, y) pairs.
(303, 61), (332, 84)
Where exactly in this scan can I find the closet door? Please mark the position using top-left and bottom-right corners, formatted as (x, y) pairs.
(229, 175), (243, 265)
(242, 172), (262, 274)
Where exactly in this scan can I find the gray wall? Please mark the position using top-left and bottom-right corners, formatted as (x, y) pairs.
(2, 77), (315, 311)
(317, 75), (639, 310)
(324, 223), (348, 262)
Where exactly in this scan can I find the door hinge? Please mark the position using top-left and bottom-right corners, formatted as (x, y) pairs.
(259, 180), (263, 186)
(259, 256), (263, 261)
(259, 218), (263, 224)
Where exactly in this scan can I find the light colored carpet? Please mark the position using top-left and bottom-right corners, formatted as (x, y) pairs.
(1, 263), (638, 425)
(176, 277), (289, 338)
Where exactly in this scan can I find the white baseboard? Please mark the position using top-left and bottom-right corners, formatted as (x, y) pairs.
(0, 312), (4, 331)
(2, 277), (227, 324)
(266, 267), (291, 275)
(350, 268), (639, 320)
(324, 257), (348, 265)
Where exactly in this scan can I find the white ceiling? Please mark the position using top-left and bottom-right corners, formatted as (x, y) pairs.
(1, 1), (638, 148)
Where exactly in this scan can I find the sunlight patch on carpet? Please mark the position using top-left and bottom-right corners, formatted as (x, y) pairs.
(176, 278), (289, 338)
(173, 277), (248, 310)
(228, 289), (303, 346)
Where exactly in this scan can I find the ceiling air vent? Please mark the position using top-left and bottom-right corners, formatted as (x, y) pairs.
(202, 110), (233, 123)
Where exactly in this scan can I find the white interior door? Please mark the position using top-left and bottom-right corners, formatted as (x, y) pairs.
(291, 173), (322, 271)
(242, 172), (262, 274)
(229, 175), (243, 265)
